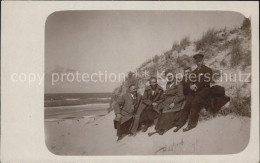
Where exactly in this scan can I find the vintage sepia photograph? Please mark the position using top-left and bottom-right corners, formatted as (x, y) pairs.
(44, 10), (252, 155)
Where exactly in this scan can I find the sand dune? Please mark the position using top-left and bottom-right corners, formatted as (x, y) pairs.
(44, 112), (250, 155)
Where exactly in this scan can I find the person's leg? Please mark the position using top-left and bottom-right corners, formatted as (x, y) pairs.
(183, 88), (210, 132)
(117, 124), (122, 137)
(117, 119), (133, 141)
(142, 106), (160, 131)
(144, 109), (159, 132)
(130, 116), (139, 134)
(188, 97), (204, 127)
(139, 107), (149, 123)
(158, 129), (166, 135)
(130, 103), (145, 134)
(173, 94), (192, 132)
(122, 118), (134, 134)
(147, 109), (159, 125)
(142, 121), (149, 132)
(139, 109), (148, 132)
(174, 110), (189, 132)
(154, 116), (162, 131)
(182, 94), (194, 112)
(154, 118), (158, 126)
(117, 124), (124, 141)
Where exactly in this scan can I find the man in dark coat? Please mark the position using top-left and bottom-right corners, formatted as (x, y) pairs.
(114, 84), (142, 141)
(183, 53), (213, 132)
(139, 77), (164, 132)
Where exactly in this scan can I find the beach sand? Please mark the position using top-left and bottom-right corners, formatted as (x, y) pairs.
(44, 111), (250, 155)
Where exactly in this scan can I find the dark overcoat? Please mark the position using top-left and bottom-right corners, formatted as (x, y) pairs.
(204, 85), (230, 114)
(139, 84), (164, 122)
(157, 83), (186, 113)
(190, 65), (213, 92)
(181, 77), (193, 96)
(142, 84), (164, 106)
(155, 83), (187, 132)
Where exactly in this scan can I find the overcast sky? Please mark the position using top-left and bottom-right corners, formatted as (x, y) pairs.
(45, 10), (245, 93)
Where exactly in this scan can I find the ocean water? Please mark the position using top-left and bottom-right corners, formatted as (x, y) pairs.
(44, 93), (113, 120)
(44, 93), (112, 107)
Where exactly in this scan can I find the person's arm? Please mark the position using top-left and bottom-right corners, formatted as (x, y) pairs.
(208, 68), (213, 84)
(155, 89), (165, 104)
(183, 81), (191, 95)
(189, 70), (198, 91)
(197, 68), (213, 90)
(173, 84), (185, 104)
(114, 95), (125, 115)
(142, 90), (153, 106)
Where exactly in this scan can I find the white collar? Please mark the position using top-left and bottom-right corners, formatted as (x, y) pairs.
(169, 82), (174, 88)
(130, 93), (136, 99)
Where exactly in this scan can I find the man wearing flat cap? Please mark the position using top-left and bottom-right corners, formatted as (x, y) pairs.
(183, 53), (213, 132)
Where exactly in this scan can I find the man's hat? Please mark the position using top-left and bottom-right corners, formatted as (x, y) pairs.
(193, 53), (204, 60)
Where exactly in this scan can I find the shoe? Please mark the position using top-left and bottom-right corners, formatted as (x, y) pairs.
(128, 132), (136, 136)
(158, 130), (165, 135)
(142, 125), (148, 132)
(117, 136), (123, 142)
(173, 128), (180, 132)
(183, 125), (195, 132)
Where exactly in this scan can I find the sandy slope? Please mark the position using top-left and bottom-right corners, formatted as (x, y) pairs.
(45, 112), (250, 155)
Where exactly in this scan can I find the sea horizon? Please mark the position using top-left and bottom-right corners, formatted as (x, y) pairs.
(44, 92), (112, 120)
(44, 92), (113, 107)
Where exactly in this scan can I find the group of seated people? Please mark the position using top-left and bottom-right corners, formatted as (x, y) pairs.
(113, 53), (229, 141)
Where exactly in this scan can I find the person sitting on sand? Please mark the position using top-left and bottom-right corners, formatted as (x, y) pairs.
(182, 53), (213, 132)
(114, 84), (142, 141)
(156, 70), (186, 113)
(148, 69), (189, 136)
(139, 77), (164, 132)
